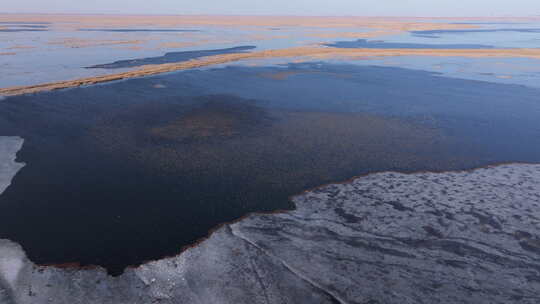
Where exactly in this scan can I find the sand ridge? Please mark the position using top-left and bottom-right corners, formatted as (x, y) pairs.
(2, 46), (540, 96)
(0, 14), (482, 30)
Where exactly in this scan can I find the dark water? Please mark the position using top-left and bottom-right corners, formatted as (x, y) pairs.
(0, 22), (49, 32)
(86, 46), (256, 69)
(0, 22), (51, 24)
(412, 28), (540, 38)
(450, 22), (525, 25)
(1, 62), (540, 275)
(0, 29), (48, 32)
(79, 28), (200, 33)
(325, 39), (494, 49)
(1, 25), (48, 29)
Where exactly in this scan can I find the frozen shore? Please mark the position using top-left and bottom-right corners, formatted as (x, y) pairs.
(0, 137), (25, 196)
(1, 162), (539, 303)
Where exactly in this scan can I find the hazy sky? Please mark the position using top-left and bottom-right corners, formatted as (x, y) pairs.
(2, 0), (540, 16)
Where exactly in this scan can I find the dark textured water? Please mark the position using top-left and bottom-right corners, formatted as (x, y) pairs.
(1, 62), (540, 275)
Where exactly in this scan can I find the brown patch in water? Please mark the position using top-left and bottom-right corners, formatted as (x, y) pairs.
(90, 99), (474, 184)
(148, 101), (268, 142)
(258, 71), (308, 80)
(258, 70), (353, 80)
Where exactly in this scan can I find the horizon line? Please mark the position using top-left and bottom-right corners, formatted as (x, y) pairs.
(1, 12), (539, 18)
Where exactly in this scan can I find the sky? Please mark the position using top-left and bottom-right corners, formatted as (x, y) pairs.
(2, 0), (540, 16)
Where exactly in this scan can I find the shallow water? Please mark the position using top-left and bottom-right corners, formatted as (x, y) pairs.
(398, 24), (540, 48)
(87, 46), (256, 69)
(325, 38), (494, 49)
(2, 18), (539, 88)
(330, 56), (540, 88)
(1, 62), (540, 274)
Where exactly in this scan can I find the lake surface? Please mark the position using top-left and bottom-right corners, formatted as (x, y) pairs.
(1, 15), (540, 275)
(1, 61), (540, 274)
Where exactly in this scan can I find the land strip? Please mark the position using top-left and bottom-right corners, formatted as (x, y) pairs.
(2, 46), (540, 96)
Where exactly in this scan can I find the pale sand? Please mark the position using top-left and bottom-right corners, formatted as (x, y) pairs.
(6, 45), (36, 50)
(47, 38), (145, 48)
(0, 14), (481, 31)
(308, 30), (400, 39)
(2, 46), (540, 96)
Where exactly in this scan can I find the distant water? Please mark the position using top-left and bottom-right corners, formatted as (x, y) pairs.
(400, 24), (540, 48)
(87, 46), (256, 69)
(325, 39), (494, 49)
(0, 22), (50, 32)
(2, 19), (539, 88)
(0, 28), (47, 32)
(0, 21), (51, 24)
(337, 22), (540, 49)
(79, 28), (200, 33)
(411, 28), (540, 38)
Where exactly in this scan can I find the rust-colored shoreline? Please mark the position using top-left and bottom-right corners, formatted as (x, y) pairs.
(3, 46), (540, 97)
(32, 161), (536, 275)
